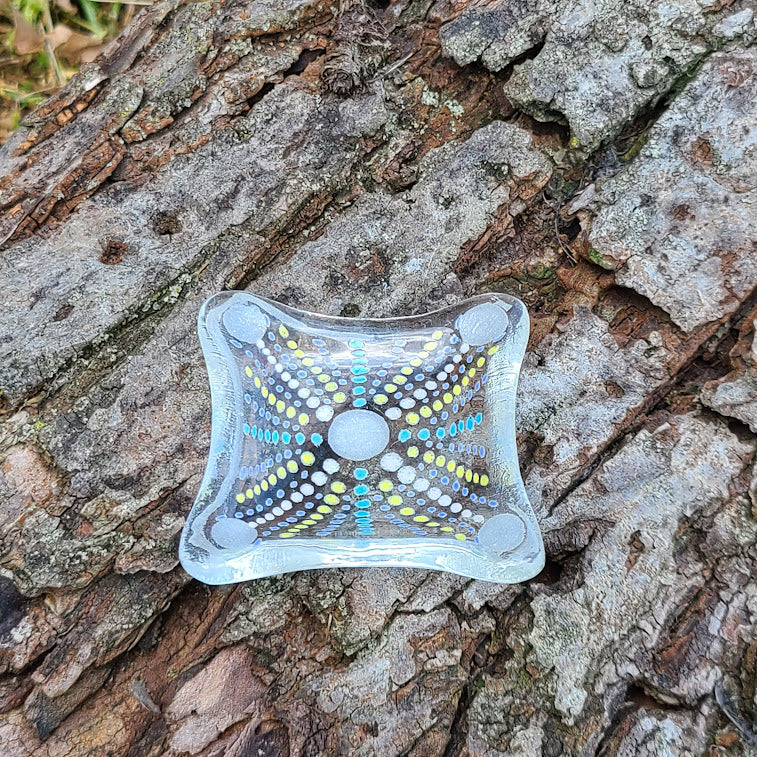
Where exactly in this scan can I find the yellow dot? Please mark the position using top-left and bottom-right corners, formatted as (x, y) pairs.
(311, 513), (323, 520)
(245, 367), (253, 378)
(268, 473), (277, 485)
(298, 413), (309, 425)
(473, 472), (480, 484)
(480, 474), (489, 486)
(406, 412), (419, 425)
(456, 466), (465, 478)
(302, 357), (314, 367)
(325, 382), (338, 391)
(276, 400), (285, 413)
(462, 376), (470, 387)
(277, 467), (286, 479)
(294, 349), (305, 358)
(317, 505), (332, 514)
(318, 374), (329, 382)
(334, 392), (347, 403)
(468, 367), (476, 377)
(253, 485), (261, 495)
(294, 523), (307, 530)
(301, 452), (315, 465)
(420, 406), (432, 418)
(260, 480), (268, 491)
(465, 469), (472, 482)
(287, 340), (297, 349)
(399, 507), (414, 516)
(410, 357), (422, 367)
(424, 341), (437, 350)
(303, 519), (316, 526)
(331, 481), (346, 493)
(432, 330), (443, 340)
(374, 394), (388, 405)
(287, 460), (298, 473)
(427, 522), (439, 527)
(407, 446), (419, 458)
(254, 376), (261, 388)
(393, 375), (407, 384)
(418, 351), (429, 359)
(423, 451), (435, 463)
(324, 494), (339, 505)
(235, 494), (245, 503)
(453, 385), (462, 396)
(280, 532), (294, 538)
(455, 533), (467, 541)
(246, 488), (254, 498)
(477, 357), (486, 367)
(268, 393), (276, 404)
(261, 387), (268, 398)
(389, 495), (404, 506)
(286, 407), (296, 419)
(413, 515), (429, 523)
(447, 460), (456, 472)
(432, 400), (443, 411)
(379, 479), (393, 492)
(441, 526), (453, 532)
(488, 345), (500, 355)
(385, 383), (397, 393)
(311, 366), (322, 374)
(401, 366), (413, 375)
(279, 324), (289, 338)
(435, 455), (446, 467)
(443, 393), (453, 404)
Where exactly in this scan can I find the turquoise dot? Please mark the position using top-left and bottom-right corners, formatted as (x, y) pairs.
(312, 433), (323, 445)
(295, 432), (306, 444)
(398, 429), (411, 442)
(354, 398), (367, 407)
(418, 428), (430, 441)
(355, 499), (370, 508)
(282, 432), (291, 443)
(355, 484), (369, 495)
(354, 468), (368, 480)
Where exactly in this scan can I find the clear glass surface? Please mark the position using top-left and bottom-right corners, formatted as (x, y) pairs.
(179, 291), (544, 584)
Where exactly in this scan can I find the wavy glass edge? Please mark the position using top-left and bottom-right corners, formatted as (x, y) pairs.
(179, 292), (545, 585)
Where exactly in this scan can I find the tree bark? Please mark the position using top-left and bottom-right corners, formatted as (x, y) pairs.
(1, 0), (756, 755)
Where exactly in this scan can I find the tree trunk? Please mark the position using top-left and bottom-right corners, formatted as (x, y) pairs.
(1, 0), (756, 754)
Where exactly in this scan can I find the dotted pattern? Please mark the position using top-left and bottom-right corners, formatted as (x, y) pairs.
(208, 297), (518, 549)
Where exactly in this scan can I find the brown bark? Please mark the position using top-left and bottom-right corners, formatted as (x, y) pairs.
(1, 0), (756, 754)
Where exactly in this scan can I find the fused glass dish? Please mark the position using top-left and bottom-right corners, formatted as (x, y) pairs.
(179, 292), (544, 585)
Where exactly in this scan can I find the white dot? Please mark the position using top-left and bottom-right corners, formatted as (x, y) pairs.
(477, 513), (527, 554)
(462, 509), (472, 519)
(438, 494), (452, 507)
(455, 302), (509, 346)
(397, 466), (416, 484)
(316, 406), (334, 422)
(211, 518), (258, 549)
(413, 389), (427, 400)
(427, 487), (442, 500)
(385, 407), (402, 421)
(380, 452), (404, 472)
(272, 507), (283, 516)
(414, 478), (429, 491)
(291, 492), (303, 503)
(301, 483), (315, 496)
(306, 396), (320, 408)
(328, 409), (390, 461)
(222, 300), (268, 343)
(281, 501), (292, 510)
(399, 398), (416, 409)
(425, 381), (438, 390)
(289, 379), (300, 389)
(298, 387), (310, 398)
(264, 512), (275, 521)
(311, 471), (328, 486)
(322, 458), (340, 474)
(282, 372), (291, 381)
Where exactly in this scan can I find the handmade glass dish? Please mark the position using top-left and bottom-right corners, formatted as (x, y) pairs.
(179, 292), (544, 584)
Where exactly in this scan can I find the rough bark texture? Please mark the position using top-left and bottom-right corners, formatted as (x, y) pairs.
(0, 0), (756, 754)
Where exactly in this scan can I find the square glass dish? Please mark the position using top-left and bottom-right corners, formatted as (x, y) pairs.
(179, 292), (544, 584)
